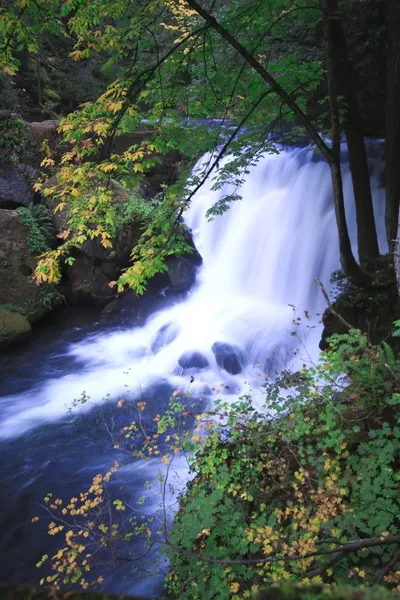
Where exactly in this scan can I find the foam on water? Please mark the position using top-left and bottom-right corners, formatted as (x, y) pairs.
(0, 145), (387, 438)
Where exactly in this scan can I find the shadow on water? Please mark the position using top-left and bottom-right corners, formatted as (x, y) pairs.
(0, 297), (190, 596)
(0, 376), (178, 596)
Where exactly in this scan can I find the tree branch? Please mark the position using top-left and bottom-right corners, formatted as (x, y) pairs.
(314, 277), (353, 329)
(184, 0), (333, 163)
(166, 534), (400, 567)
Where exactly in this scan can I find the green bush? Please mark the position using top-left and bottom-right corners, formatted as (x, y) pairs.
(0, 114), (29, 163)
(164, 330), (400, 599)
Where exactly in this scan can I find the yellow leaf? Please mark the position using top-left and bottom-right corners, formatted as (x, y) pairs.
(98, 162), (117, 173)
(2, 66), (17, 76)
(54, 202), (66, 213)
(40, 157), (55, 168)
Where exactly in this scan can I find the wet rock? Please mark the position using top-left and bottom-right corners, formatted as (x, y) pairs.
(212, 342), (246, 375)
(151, 323), (179, 353)
(0, 164), (36, 209)
(178, 351), (209, 370)
(66, 255), (115, 307)
(166, 256), (197, 293)
(183, 227), (203, 267)
(0, 307), (31, 348)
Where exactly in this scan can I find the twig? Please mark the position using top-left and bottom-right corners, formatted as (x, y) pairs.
(307, 550), (346, 577)
(375, 544), (400, 585)
(314, 277), (353, 330)
(166, 534), (400, 567)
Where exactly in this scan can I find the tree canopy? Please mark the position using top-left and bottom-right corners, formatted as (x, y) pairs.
(1, 0), (392, 292)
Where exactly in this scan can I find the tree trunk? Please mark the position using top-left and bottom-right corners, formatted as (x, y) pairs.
(36, 54), (42, 106)
(320, 0), (379, 263)
(319, 1), (370, 284)
(395, 210), (400, 295)
(385, 0), (400, 253)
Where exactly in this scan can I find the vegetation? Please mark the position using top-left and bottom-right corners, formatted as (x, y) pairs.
(32, 327), (400, 597)
(0, 586), (398, 600)
(0, 112), (29, 157)
(1, 585), (400, 600)
(0, 0), (397, 292)
(16, 205), (55, 254)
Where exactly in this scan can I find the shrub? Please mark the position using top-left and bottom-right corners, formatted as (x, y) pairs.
(165, 330), (400, 598)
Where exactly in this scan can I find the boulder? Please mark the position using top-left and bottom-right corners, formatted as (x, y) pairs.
(27, 120), (58, 143)
(183, 227), (203, 267)
(178, 351), (209, 370)
(0, 164), (36, 209)
(42, 170), (201, 305)
(166, 256), (197, 293)
(151, 323), (179, 353)
(0, 307), (31, 348)
(212, 342), (247, 375)
(0, 209), (58, 321)
(66, 255), (115, 307)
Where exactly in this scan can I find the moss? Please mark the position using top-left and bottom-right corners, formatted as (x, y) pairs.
(0, 306), (31, 347)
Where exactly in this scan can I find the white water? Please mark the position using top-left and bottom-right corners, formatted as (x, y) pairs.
(0, 145), (387, 438)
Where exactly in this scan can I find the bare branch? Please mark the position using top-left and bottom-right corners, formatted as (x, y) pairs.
(314, 277), (353, 329)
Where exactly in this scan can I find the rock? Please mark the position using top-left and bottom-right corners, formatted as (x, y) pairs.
(178, 351), (209, 370)
(320, 257), (400, 350)
(151, 323), (179, 353)
(66, 255), (116, 307)
(0, 307), (31, 348)
(0, 209), (59, 321)
(183, 227), (203, 266)
(27, 120), (58, 143)
(42, 167), (201, 306)
(0, 164), (36, 209)
(166, 256), (197, 293)
(212, 342), (246, 375)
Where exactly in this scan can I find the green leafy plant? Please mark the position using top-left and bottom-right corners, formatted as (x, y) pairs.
(0, 302), (27, 317)
(17, 205), (55, 254)
(0, 114), (29, 160)
(37, 283), (64, 311)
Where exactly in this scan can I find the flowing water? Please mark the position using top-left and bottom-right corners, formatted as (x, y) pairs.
(0, 144), (387, 595)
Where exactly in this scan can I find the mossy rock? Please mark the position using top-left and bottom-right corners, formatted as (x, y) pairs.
(0, 306), (31, 348)
(0, 209), (61, 322)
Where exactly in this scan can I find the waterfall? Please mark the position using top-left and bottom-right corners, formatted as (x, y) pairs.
(0, 144), (387, 439)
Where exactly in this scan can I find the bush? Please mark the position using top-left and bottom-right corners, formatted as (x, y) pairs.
(165, 330), (400, 598)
